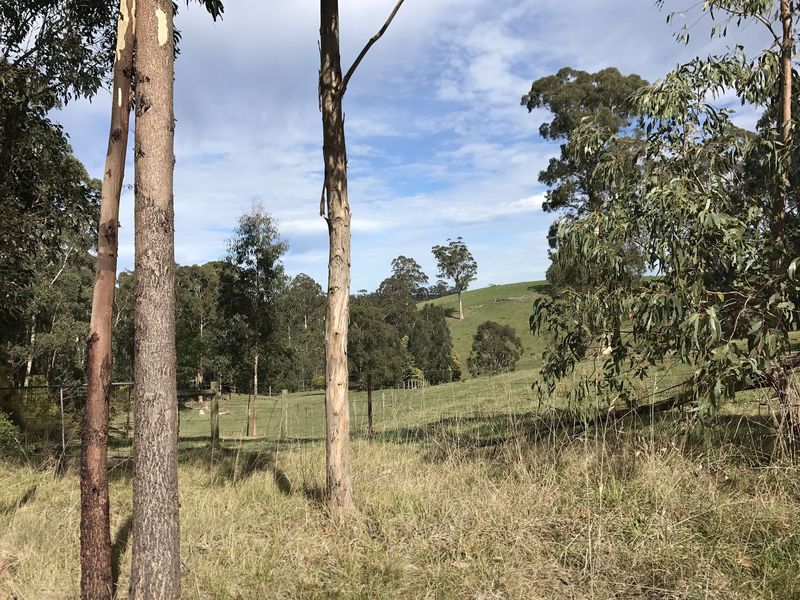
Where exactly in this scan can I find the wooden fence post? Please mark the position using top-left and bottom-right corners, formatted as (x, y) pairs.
(252, 355), (258, 438)
(210, 381), (220, 448)
(367, 374), (374, 443)
(280, 389), (289, 440)
(246, 394), (252, 437)
(125, 386), (132, 439)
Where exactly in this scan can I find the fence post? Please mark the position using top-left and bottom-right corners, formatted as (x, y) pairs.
(280, 389), (289, 440)
(381, 391), (386, 434)
(367, 374), (373, 443)
(246, 394), (252, 437)
(210, 381), (220, 448)
(125, 386), (132, 439)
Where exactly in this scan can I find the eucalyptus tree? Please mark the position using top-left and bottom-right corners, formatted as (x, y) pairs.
(432, 237), (477, 320)
(318, 0), (406, 513)
(281, 274), (325, 389)
(532, 0), (799, 430)
(218, 207), (288, 393)
(0, 0), (114, 326)
(80, 2), (222, 595)
(175, 262), (224, 386)
(522, 67), (648, 291)
(80, 3), (136, 596)
(129, 0), (181, 595)
(467, 321), (523, 377)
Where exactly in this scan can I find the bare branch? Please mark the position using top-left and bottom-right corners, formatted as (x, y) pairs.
(340, 0), (406, 98)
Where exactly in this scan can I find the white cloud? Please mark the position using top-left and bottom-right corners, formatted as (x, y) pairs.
(53, 0), (777, 292)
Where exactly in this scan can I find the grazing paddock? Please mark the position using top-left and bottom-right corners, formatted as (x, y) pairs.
(2, 367), (800, 599)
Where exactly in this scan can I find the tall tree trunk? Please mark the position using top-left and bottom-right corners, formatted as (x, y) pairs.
(320, 0), (355, 514)
(130, 0), (181, 597)
(774, 0), (793, 272)
(775, 0), (796, 431)
(80, 1), (135, 597)
(23, 315), (35, 387)
(458, 291), (464, 320)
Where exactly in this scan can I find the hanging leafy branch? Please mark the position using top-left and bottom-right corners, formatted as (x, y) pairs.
(531, 4), (798, 421)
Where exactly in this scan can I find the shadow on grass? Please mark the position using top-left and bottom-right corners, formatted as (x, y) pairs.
(2, 402), (791, 477)
(527, 282), (552, 296)
(370, 407), (789, 466)
(0, 485), (37, 515)
(177, 444), (325, 506)
(111, 514), (132, 596)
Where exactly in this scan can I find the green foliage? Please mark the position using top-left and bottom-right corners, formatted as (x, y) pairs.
(467, 321), (523, 377)
(0, 376), (67, 442)
(175, 262), (224, 387)
(0, 409), (19, 448)
(407, 304), (461, 384)
(218, 206), (288, 389)
(530, 3), (799, 414)
(431, 237), (478, 296)
(3, 223), (97, 386)
(522, 67), (648, 216)
(522, 67), (648, 291)
(111, 271), (135, 382)
(348, 299), (406, 389)
(278, 273), (325, 390)
(387, 255), (429, 300)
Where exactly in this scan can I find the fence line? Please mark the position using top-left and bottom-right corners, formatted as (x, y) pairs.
(0, 373), (787, 461)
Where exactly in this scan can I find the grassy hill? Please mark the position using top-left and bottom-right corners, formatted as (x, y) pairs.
(421, 281), (549, 376)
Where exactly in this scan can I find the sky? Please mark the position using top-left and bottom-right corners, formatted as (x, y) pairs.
(55, 0), (771, 292)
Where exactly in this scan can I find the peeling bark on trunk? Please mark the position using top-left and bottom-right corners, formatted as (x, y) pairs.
(23, 315), (35, 387)
(80, 2), (135, 598)
(130, 0), (181, 597)
(320, 0), (355, 514)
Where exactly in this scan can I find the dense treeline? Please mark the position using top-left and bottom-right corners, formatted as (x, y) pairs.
(1, 203), (460, 393)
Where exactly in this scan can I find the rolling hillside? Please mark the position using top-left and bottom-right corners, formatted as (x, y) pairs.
(421, 281), (549, 376)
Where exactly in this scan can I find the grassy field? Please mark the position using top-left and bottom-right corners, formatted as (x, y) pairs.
(3, 405), (800, 599)
(422, 281), (548, 375)
(149, 370), (542, 446)
(3, 282), (800, 598)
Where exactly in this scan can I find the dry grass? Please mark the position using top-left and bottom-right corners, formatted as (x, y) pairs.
(1, 416), (800, 599)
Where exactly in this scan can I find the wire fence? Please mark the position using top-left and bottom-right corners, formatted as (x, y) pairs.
(0, 367), (791, 464)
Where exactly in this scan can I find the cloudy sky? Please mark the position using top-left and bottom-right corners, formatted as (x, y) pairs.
(55, 0), (770, 291)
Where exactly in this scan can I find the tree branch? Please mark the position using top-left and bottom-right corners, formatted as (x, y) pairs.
(339, 0), (406, 98)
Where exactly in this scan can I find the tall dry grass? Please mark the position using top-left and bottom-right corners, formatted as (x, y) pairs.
(1, 409), (799, 599)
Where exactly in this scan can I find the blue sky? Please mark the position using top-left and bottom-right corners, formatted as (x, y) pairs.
(55, 0), (769, 292)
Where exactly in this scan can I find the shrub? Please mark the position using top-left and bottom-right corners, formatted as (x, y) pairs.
(467, 321), (523, 377)
(0, 410), (20, 448)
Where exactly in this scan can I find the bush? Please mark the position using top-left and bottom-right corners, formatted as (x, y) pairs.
(0, 410), (20, 448)
(467, 321), (523, 377)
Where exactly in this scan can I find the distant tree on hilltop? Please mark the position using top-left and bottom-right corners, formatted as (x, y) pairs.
(432, 237), (477, 320)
